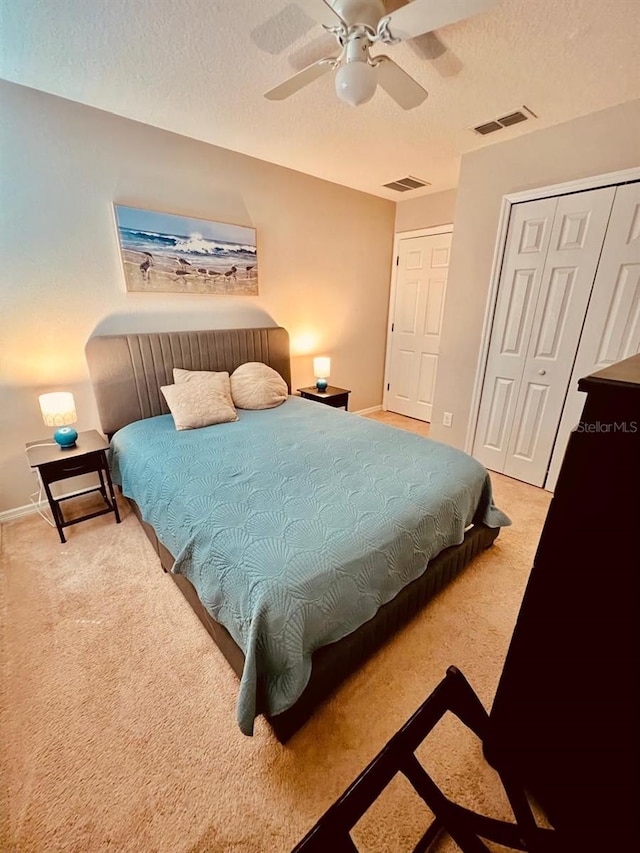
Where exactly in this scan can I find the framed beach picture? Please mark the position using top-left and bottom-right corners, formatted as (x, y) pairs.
(113, 204), (258, 295)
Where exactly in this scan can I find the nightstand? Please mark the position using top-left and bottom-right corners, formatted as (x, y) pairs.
(25, 429), (121, 543)
(297, 386), (351, 410)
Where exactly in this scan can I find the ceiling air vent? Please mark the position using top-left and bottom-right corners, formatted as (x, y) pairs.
(472, 105), (537, 136)
(498, 110), (528, 127)
(474, 120), (503, 136)
(383, 175), (431, 192)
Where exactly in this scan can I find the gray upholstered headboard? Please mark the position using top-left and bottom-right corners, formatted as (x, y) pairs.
(85, 327), (291, 437)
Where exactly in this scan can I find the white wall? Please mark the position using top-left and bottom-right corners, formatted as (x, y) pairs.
(394, 189), (457, 233)
(0, 81), (395, 513)
(430, 98), (640, 448)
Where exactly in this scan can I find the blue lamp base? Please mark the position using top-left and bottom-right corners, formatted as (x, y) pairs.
(315, 378), (328, 392)
(54, 426), (78, 448)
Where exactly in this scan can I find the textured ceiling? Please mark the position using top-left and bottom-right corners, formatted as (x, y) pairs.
(1, 0), (639, 199)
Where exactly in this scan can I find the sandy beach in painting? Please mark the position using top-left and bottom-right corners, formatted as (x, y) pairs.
(115, 206), (259, 296)
(122, 248), (258, 295)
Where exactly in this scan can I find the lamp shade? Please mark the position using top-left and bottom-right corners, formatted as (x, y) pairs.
(39, 392), (77, 427)
(313, 356), (331, 392)
(313, 357), (331, 379)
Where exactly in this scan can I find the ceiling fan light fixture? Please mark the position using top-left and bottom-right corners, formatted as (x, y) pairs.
(335, 60), (377, 106)
(263, 0), (498, 108)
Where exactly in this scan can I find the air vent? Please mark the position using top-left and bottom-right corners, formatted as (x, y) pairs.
(475, 120), (503, 136)
(497, 110), (528, 127)
(383, 175), (431, 192)
(472, 106), (537, 136)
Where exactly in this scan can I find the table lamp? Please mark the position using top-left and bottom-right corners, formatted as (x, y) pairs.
(39, 392), (78, 448)
(313, 357), (331, 392)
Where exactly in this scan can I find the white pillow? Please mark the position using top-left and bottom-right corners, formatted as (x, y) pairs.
(230, 362), (288, 410)
(161, 379), (238, 430)
(173, 368), (233, 406)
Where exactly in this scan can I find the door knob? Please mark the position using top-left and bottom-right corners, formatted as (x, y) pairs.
(539, 369), (546, 375)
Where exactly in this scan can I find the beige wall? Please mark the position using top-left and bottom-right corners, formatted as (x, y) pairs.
(394, 189), (457, 233)
(430, 98), (640, 448)
(0, 81), (395, 513)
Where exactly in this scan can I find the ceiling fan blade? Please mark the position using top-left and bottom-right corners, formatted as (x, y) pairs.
(304, 0), (347, 27)
(374, 56), (428, 110)
(386, 0), (496, 41)
(264, 57), (338, 101)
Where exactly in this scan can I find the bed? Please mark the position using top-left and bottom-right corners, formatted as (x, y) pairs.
(86, 327), (509, 741)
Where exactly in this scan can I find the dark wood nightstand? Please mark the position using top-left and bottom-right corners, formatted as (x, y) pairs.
(25, 429), (121, 543)
(297, 386), (351, 410)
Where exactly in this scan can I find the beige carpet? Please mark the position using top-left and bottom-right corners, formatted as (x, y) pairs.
(0, 413), (552, 852)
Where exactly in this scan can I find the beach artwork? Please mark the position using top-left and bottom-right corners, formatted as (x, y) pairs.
(114, 205), (258, 295)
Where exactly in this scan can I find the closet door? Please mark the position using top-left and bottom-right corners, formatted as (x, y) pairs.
(472, 198), (557, 474)
(503, 186), (616, 485)
(545, 181), (640, 491)
(474, 186), (616, 485)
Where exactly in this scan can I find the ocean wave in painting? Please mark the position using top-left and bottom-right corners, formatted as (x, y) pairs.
(173, 234), (257, 256)
(119, 227), (256, 258)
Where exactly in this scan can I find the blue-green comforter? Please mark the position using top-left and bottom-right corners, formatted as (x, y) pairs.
(109, 396), (510, 735)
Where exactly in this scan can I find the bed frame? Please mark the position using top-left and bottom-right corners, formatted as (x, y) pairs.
(86, 327), (499, 741)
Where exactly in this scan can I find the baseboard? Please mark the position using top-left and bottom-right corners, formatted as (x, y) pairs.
(0, 488), (84, 524)
(354, 405), (382, 416)
(0, 501), (46, 523)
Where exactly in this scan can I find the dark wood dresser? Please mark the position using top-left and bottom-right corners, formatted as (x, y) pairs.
(484, 354), (640, 849)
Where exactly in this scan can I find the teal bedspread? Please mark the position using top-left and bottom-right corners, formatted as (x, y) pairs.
(109, 397), (510, 735)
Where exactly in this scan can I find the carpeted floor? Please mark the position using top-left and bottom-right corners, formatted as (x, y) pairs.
(0, 413), (552, 852)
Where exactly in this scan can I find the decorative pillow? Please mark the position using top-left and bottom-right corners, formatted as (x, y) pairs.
(230, 362), (288, 410)
(173, 368), (234, 406)
(161, 379), (238, 430)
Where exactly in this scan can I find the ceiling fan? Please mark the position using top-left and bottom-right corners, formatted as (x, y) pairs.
(264, 0), (496, 109)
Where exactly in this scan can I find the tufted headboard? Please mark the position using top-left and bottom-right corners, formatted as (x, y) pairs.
(85, 327), (291, 437)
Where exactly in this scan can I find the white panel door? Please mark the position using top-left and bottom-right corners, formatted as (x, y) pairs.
(386, 232), (451, 421)
(473, 198), (557, 472)
(545, 181), (640, 491)
(503, 186), (616, 485)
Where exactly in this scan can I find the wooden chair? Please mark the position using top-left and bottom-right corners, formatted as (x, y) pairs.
(292, 666), (559, 853)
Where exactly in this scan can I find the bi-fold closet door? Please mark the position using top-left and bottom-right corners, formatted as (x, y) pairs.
(473, 185), (617, 487)
(545, 182), (640, 490)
